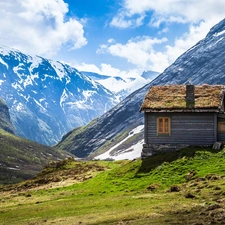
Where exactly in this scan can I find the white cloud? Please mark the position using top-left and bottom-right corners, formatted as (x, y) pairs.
(150, 16), (187, 28)
(98, 20), (215, 73)
(74, 62), (140, 78)
(110, 9), (145, 28)
(117, 0), (225, 28)
(74, 62), (102, 74)
(0, 0), (87, 57)
(100, 64), (140, 78)
(106, 0), (225, 73)
(158, 27), (169, 35)
(97, 36), (168, 72)
(108, 38), (116, 44)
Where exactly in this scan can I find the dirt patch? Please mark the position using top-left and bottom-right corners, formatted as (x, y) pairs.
(0, 160), (107, 193)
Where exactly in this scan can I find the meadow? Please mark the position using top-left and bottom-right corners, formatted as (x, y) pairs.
(1, 147), (225, 224)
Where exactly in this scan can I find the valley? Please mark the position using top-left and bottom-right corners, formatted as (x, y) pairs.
(2, 18), (225, 184)
(0, 3), (225, 225)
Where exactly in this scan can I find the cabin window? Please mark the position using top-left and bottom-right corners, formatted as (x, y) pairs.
(218, 122), (225, 132)
(157, 117), (170, 135)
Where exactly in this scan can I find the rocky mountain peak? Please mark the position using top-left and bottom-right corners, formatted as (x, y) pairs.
(206, 18), (225, 38)
(0, 46), (119, 145)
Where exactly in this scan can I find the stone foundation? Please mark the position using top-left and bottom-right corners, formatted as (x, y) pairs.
(141, 143), (190, 159)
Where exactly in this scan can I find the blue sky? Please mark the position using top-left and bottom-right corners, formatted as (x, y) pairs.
(0, 0), (225, 78)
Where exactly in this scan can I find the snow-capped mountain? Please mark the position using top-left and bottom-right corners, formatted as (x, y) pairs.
(81, 70), (159, 100)
(56, 18), (225, 159)
(0, 45), (119, 145)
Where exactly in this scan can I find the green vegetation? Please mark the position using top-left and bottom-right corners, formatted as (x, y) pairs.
(1, 147), (225, 224)
(55, 118), (98, 152)
(141, 85), (223, 110)
(0, 129), (69, 184)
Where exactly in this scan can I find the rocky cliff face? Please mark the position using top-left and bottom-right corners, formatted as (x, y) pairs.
(56, 18), (225, 158)
(0, 98), (16, 134)
(0, 46), (119, 145)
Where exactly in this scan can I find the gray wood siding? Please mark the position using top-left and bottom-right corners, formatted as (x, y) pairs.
(145, 112), (215, 145)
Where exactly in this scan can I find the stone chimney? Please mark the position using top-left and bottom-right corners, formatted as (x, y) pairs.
(186, 84), (195, 108)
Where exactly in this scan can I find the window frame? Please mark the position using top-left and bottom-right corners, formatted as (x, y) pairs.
(157, 117), (171, 136)
(218, 121), (225, 133)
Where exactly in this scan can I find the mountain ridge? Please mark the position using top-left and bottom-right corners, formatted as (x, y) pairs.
(81, 70), (159, 100)
(0, 45), (119, 145)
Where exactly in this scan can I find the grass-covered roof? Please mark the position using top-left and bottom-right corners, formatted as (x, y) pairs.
(140, 84), (225, 112)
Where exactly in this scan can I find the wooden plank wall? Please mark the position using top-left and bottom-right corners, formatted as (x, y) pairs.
(145, 112), (215, 145)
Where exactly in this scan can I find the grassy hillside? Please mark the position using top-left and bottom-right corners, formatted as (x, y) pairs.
(0, 129), (70, 184)
(1, 147), (225, 224)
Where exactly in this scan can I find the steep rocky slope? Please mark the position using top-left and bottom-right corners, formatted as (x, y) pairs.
(56, 18), (225, 158)
(0, 98), (15, 134)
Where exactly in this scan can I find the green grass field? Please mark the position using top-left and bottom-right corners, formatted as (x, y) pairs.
(1, 147), (225, 224)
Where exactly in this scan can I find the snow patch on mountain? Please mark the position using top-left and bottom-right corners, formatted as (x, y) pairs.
(214, 30), (225, 37)
(81, 71), (159, 100)
(29, 56), (43, 71)
(49, 60), (66, 80)
(0, 58), (8, 69)
(95, 125), (144, 160)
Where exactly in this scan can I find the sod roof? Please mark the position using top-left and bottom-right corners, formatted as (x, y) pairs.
(140, 84), (225, 112)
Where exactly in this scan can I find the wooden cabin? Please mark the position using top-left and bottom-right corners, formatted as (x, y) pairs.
(140, 84), (225, 157)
